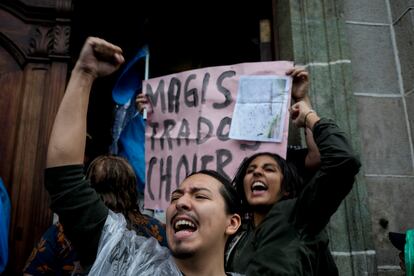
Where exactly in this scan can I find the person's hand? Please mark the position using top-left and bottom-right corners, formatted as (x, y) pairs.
(286, 67), (309, 104)
(74, 37), (124, 79)
(290, 101), (319, 129)
(135, 93), (149, 114)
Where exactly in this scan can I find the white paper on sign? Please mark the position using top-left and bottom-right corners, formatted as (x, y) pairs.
(229, 75), (291, 143)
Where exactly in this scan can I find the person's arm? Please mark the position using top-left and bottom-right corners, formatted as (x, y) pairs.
(290, 101), (361, 235)
(286, 67), (321, 171)
(45, 37), (124, 269)
(47, 37), (124, 167)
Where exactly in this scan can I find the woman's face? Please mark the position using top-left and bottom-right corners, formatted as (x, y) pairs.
(243, 155), (285, 208)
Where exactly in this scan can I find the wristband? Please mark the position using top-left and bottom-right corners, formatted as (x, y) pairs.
(304, 109), (316, 128)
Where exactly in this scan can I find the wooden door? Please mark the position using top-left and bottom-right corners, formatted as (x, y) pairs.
(0, 0), (72, 274)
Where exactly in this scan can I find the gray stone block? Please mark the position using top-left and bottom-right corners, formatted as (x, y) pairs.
(346, 23), (400, 94)
(333, 253), (354, 276)
(356, 96), (413, 175)
(365, 175), (414, 274)
(394, 10), (414, 93)
(378, 270), (405, 276)
(407, 92), (414, 141)
(344, 0), (388, 23)
(390, 0), (414, 23)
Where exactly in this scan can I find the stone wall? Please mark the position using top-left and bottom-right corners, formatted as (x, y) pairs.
(344, 0), (414, 275)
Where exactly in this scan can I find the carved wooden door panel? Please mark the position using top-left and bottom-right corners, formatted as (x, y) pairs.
(0, 0), (72, 274)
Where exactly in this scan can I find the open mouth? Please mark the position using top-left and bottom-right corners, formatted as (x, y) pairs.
(251, 181), (268, 192)
(173, 218), (198, 233)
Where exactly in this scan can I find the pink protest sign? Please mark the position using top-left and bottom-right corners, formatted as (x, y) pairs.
(144, 61), (293, 210)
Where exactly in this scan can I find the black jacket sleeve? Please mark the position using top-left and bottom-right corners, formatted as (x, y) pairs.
(45, 165), (108, 269)
(292, 118), (361, 236)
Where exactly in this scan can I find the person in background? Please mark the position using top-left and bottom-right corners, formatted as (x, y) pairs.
(389, 231), (407, 273)
(389, 229), (414, 275)
(226, 98), (361, 274)
(23, 155), (167, 276)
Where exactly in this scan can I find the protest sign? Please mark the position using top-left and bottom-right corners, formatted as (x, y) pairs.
(144, 61), (293, 210)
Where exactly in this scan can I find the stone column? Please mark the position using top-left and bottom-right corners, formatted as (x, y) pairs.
(274, 0), (377, 274)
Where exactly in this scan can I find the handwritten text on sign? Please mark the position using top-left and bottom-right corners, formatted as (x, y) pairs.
(144, 61), (293, 210)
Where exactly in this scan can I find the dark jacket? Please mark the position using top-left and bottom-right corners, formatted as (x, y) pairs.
(226, 118), (361, 275)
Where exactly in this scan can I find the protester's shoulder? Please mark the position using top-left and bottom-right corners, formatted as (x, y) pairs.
(142, 214), (168, 246)
(263, 198), (297, 225)
(129, 213), (167, 244)
(145, 214), (166, 227)
(41, 222), (61, 240)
